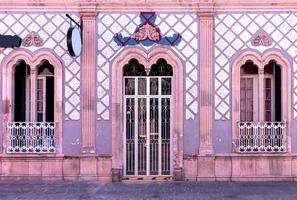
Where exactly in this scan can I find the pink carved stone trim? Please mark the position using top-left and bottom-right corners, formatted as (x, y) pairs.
(251, 30), (272, 47)
(1, 49), (63, 155)
(231, 50), (292, 152)
(111, 47), (184, 174)
(198, 12), (214, 155)
(80, 12), (97, 154)
(22, 32), (44, 47)
(1, 0), (297, 12)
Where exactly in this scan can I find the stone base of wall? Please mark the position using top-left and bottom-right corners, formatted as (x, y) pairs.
(2, 154), (297, 182)
(184, 154), (297, 181)
(0, 154), (112, 181)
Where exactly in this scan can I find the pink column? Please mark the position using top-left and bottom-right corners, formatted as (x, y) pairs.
(80, 11), (97, 154)
(198, 11), (214, 154)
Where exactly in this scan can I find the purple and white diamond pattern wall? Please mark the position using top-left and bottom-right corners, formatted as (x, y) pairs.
(0, 13), (81, 121)
(215, 13), (297, 120)
(97, 13), (198, 120)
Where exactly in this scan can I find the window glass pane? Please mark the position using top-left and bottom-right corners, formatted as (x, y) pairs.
(150, 98), (158, 134)
(161, 78), (171, 95)
(37, 79), (43, 89)
(150, 78), (158, 95)
(138, 78), (146, 95)
(37, 91), (43, 100)
(161, 98), (170, 175)
(240, 77), (254, 121)
(264, 78), (272, 121)
(125, 78), (135, 95)
(125, 98), (135, 175)
(138, 98), (146, 138)
(37, 102), (43, 111)
(37, 113), (43, 122)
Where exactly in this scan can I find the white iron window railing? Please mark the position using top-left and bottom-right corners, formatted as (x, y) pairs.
(7, 122), (56, 153)
(237, 121), (286, 153)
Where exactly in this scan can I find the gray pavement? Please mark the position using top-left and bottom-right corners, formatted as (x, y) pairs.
(0, 180), (297, 200)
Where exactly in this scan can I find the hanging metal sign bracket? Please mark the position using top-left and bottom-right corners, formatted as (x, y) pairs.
(65, 14), (83, 57)
(66, 14), (82, 29)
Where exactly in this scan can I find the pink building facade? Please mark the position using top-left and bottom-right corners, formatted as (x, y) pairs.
(0, 0), (297, 181)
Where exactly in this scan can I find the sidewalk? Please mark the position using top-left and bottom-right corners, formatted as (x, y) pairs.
(0, 180), (296, 200)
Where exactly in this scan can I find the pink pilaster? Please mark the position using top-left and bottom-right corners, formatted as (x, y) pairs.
(198, 11), (214, 155)
(80, 9), (97, 154)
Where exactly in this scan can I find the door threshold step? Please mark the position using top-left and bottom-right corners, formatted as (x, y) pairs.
(122, 176), (172, 181)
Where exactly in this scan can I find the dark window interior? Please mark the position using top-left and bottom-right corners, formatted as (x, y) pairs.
(149, 59), (173, 76)
(123, 58), (173, 77)
(14, 60), (30, 122)
(240, 60), (258, 75)
(264, 60), (282, 121)
(265, 61), (282, 121)
(123, 59), (146, 76)
(46, 77), (54, 122)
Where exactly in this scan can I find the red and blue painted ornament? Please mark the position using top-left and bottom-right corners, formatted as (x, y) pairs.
(114, 12), (182, 47)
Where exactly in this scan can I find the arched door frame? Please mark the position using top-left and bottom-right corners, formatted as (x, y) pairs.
(231, 50), (292, 152)
(111, 47), (184, 179)
(1, 48), (63, 154)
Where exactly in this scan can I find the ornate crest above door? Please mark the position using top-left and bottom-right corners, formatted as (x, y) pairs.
(114, 12), (182, 47)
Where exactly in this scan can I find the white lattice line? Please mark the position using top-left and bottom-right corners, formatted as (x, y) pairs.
(215, 13), (297, 120)
(157, 13), (199, 119)
(97, 13), (141, 120)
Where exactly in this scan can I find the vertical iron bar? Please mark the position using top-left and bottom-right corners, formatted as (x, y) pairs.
(146, 78), (150, 176)
(135, 78), (139, 175)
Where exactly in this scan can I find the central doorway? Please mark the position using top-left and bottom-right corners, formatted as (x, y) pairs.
(123, 58), (172, 176)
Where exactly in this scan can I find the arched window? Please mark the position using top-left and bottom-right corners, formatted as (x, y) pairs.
(236, 55), (286, 153)
(239, 60), (282, 123)
(8, 59), (56, 153)
(13, 60), (55, 123)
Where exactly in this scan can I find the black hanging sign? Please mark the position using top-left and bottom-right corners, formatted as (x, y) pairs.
(0, 35), (22, 48)
(67, 27), (82, 57)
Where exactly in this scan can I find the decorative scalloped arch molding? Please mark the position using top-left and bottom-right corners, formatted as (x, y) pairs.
(1, 48), (63, 154)
(111, 47), (184, 177)
(231, 50), (292, 152)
